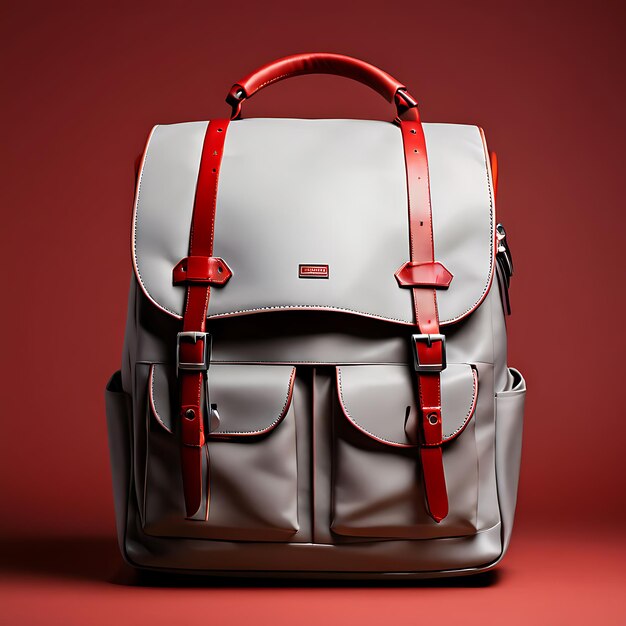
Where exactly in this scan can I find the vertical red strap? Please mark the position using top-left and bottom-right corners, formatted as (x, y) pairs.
(399, 120), (449, 523)
(179, 120), (230, 518)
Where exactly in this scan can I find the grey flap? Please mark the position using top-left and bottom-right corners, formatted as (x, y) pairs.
(133, 119), (494, 326)
(149, 363), (295, 437)
(336, 364), (478, 445)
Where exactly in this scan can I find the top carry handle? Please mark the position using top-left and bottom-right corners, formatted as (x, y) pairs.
(226, 52), (420, 122)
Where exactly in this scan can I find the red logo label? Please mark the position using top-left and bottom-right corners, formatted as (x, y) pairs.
(299, 264), (329, 279)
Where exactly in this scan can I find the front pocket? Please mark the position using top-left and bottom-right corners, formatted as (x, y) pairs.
(331, 364), (480, 539)
(142, 363), (299, 541)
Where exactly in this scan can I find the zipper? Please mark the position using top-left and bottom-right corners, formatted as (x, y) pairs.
(495, 223), (514, 315)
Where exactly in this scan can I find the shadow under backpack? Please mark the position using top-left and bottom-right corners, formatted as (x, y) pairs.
(105, 53), (526, 578)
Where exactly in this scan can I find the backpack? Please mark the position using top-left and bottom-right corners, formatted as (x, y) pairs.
(105, 53), (526, 578)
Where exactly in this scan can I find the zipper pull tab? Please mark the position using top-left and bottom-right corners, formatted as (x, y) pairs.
(209, 405), (221, 432)
(496, 223), (514, 315)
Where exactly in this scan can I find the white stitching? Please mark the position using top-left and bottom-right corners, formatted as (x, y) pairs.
(255, 72), (293, 92)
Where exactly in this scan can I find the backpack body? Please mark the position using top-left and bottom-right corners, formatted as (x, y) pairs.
(105, 55), (525, 578)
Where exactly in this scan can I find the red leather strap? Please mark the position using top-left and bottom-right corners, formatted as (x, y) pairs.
(399, 120), (449, 523)
(178, 119), (230, 518)
(226, 53), (419, 122)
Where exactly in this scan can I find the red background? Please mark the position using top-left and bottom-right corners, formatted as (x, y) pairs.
(1, 1), (625, 624)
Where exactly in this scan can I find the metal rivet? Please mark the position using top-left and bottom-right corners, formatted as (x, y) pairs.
(410, 129), (417, 134)
(428, 413), (438, 425)
(217, 128), (223, 132)
(185, 409), (195, 419)
(217, 266), (223, 273)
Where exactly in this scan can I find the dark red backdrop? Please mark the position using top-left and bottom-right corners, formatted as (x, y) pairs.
(2, 0), (624, 540)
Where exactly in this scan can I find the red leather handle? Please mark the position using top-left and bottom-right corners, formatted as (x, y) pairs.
(226, 53), (419, 122)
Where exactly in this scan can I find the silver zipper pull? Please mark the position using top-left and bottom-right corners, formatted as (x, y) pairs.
(496, 223), (514, 281)
(209, 404), (221, 432)
(496, 223), (514, 315)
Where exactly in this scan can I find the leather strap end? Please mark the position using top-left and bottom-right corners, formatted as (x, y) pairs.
(172, 256), (232, 286)
(420, 446), (449, 523)
(182, 445), (203, 518)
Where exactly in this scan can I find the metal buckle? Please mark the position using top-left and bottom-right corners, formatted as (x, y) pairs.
(411, 334), (447, 372)
(176, 331), (211, 376)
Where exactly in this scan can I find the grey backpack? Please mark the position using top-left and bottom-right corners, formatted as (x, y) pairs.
(105, 53), (526, 578)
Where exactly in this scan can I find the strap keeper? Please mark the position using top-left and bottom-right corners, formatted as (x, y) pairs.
(395, 261), (453, 288)
(177, 331), (212, 376)
(411, 334), (447, 373)
(173, 256), (232, 286)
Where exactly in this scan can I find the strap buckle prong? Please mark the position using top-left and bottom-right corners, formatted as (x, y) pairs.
(176, 331), (212, 376)
(411, 333), (447, 373)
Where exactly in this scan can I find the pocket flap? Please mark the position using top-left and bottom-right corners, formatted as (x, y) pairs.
(149, 363), (295, 437)
(336, 364), (477, 446)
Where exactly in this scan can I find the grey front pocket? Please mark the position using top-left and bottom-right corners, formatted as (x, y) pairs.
(495, 367), (526, 553)
(141, 364), (300, 542)
(331, 364), (481, 539)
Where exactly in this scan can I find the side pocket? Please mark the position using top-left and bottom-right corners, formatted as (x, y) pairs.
(495, 367), (526, 553)
(105, 371), (133, 553)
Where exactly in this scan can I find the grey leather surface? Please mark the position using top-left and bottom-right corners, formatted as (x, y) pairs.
(133, 119), (493, 325)
(107, 365), (505, 574)
(331, 400), (480, 539)
(125, 515), (503, 575)
(106, 114), (525, 576)
(109, 257), (522, 574)
(108, 263), (523, 573)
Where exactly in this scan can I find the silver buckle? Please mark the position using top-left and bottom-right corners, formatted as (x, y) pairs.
(411, 334), (446, 372)
(176, 331), (211, 376)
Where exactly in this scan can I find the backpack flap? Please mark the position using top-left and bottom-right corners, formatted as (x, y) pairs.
(132, 119), (494, 326)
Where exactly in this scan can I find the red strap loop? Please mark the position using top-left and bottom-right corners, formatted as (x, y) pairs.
(172, 256), (232, 285)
